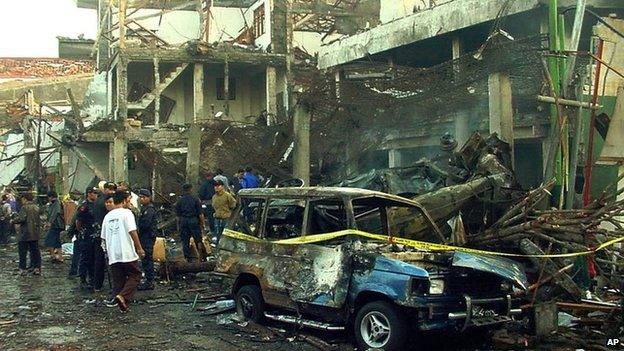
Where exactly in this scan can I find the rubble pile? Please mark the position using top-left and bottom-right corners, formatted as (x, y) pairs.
(335, 130), (624, 336)
(199, 120), (294, 181)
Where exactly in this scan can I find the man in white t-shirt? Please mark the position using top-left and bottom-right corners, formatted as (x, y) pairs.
(101, 191), (145, 312)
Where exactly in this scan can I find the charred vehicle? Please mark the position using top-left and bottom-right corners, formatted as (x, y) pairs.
(212, 187), (528, 351)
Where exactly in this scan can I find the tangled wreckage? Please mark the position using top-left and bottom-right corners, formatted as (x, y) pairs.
(206, 132), (624, 350)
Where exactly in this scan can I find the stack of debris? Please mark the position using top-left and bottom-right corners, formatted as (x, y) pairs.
(337, 131), (623, 332)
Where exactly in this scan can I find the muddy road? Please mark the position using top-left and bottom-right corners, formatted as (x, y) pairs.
(0, 243), (610, 351)
(0, 243), (325, 351)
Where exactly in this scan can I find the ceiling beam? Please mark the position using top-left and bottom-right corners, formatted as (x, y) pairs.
(76, 0), (255, 9)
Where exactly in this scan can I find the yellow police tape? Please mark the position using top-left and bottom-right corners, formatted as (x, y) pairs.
(222, 228), (624, 259)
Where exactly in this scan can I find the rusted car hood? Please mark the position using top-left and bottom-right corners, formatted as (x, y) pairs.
(451, 252), (528, 290)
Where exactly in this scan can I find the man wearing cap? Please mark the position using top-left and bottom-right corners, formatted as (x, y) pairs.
(211, 180), (236, 243)
(137, 189), (158, 290)
(76, 187), (98, 288)
(175, 183), (208, 262)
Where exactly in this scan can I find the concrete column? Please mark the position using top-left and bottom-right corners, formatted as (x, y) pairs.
(266, 66), (277, 124)
(96, 0), (110, 72)
(21, 116), (35, 181)
(334, 70), (341, 101)
(451, 36), (469, 147)
(186, 124), (202, 186)
(59, 146), (71, 194)
(292, 105), (310, 185)
(110, 131), (128, 182)
(452, 36), (462, 75)
(224, 60), (230, 117)
(193, 63), (204, 123)
(388, 149), (402, 168)
(488, 72), (514, 164)
(455, 112), (471, 147)
(106, 68), (113, 117)
(153, 57), (160, 127)
(116, 56), (128, 121)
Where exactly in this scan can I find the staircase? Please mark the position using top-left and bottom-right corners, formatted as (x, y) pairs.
(128, 63), (189, 110)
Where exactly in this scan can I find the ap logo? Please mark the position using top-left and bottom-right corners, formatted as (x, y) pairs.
(607, 338), (620, 347)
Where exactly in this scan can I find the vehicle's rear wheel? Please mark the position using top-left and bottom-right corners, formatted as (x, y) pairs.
(235, 285), (265, 323)
(354, 301), (407, 351)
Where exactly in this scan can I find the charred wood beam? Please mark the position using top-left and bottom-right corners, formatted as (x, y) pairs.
(166, 261), (215, 275)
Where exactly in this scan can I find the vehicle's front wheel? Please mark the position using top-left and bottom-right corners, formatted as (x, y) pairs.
(354, 301), (407, 351)
(235, 285), (265, 323)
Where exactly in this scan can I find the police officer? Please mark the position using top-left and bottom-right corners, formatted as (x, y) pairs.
(91, 182), (116, 291)
(137, 189), (158, 290)
(75, 187), (98, 289)
(175, 183), (207, 262)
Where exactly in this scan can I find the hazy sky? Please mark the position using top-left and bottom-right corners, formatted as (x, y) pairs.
(0, 0), (97, 58)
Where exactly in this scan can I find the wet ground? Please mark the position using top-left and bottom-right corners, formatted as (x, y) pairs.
(0, 243), (616, 351)
(0, 243), (326, 351)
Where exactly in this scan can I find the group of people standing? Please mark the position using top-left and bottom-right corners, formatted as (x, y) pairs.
(178, 167), (259, 262)
(1, 166), (262, 312)
(71, 181), (158, 311)
(1, 181), (158, 313)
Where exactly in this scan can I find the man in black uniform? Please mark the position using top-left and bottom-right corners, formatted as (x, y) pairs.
(76, 187), (98, 289)
(90, 182), (116, 291)
(137, 189), (158, 290)
(175, 183), (207, 262)
(198, 172), (216, 237)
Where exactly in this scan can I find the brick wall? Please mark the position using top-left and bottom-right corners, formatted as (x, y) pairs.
(0, 58), (94, 79)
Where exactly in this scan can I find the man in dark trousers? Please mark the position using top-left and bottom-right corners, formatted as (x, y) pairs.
(44, 191), (64, 263)
(90, 182), (116, 291)
(76, 187), (98, 289)
(137, 189), (158, 290)
(198, 172), (216, 238)
(101, 190), (145, 312)
(175, 183), (208, 262)
(12, 192), (42, 275)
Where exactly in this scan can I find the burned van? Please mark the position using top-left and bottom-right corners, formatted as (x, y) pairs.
(212, 187), (527, 351)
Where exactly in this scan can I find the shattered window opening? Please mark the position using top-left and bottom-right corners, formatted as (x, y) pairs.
(352, 196), (422, 237)
(307, 198), (349, 235)
(231, 197), (266, 237)
(352, 197), (387, 235)
(264, 198), (305, 240)
(216, 78), (236, 100)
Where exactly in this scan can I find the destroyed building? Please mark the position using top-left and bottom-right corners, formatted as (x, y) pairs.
(303, 0), (624, 206)
(0, 57), (95, 190)
(20, 0), (380, 200)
